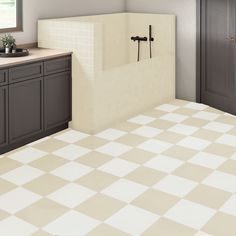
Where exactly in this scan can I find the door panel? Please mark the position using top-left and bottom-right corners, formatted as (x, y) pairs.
(0, 86), (8, 148)
(201, 0), (236, 114)
(44, 72), (71, 130)
(9, 78), (44, 143)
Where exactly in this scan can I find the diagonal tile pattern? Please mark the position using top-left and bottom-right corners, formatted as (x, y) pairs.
(0, 99), (236, 235)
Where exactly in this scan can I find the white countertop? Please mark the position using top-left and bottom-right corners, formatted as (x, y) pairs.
(0, 48), (72, 68)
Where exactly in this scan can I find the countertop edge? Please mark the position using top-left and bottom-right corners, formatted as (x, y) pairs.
(0, 48), (72, 69)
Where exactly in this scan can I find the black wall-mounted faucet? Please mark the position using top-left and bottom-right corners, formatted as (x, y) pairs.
(131, 36), (148, 42)
(131, 25), (155, 62)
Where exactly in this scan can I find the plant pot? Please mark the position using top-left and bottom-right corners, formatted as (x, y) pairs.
(5, 47), (10, 54)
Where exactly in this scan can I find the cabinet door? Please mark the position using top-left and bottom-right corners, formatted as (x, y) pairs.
(0, 86), (8, 148)
(9, 78), (44, 143)
(44, 72), (71, 130)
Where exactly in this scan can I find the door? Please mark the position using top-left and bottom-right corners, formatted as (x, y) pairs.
(0, 86), (8, 148)
(199, 0), (236, 114)
(9, 78), (44, 143)
(44, 72), (71, 130)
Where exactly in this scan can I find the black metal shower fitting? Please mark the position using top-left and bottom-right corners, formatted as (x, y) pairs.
(131, 36), (148, 42)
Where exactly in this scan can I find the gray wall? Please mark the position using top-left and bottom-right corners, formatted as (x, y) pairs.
(11, 0), (125, 44)
(126, 0), (197, 101)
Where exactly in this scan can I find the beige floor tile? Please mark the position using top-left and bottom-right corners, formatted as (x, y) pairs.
(149, 119), (175, 129)
(116, 134), (147, 147)
(170, 99), (189, 106)
(113, 121), (140, 132)
(173, 163), (212, 182)
(186, 184), (231, 209)
(77, 151), (113, 168)
(218, 160), (236, 175)
(193, 129), (222, 141)
(132, 189), (179, 215)
(120, 148), (155, 165)
(77, 170), (118, 191)
(175, 108), (198, 116)
(163, 146), (197, 161)
(0, 209), (9, 221)
(126, 167), (165, 186)
(76, 194), (125, 221)
(182, 118), (209, 128)
(142, 218), (196, 236)
(156, 131), (185, 144)
(203, 212), (236, 236)
(33, 138), (67, 152)
(29, 155), (67, 172)
(0, 158), (21, 175)
(205, 107), (224, 115)
(76, 136), (107, 149)
(87, 224), (131, 236)
(204, 143), (236, 157)
(142, 109), (166, 118)
(228, 127), (236, 136)
(215, 116), (236, 126)
(16, 199), (68, 227)
(31, 230), (51, 236)
(24, 174), (67, 196)
(0, 179), (16, 195)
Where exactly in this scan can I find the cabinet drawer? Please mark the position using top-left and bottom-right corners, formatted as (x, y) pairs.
(44, 56), (71, 75)
(0, 69), (8, 86)
(9, 62), (43, 83)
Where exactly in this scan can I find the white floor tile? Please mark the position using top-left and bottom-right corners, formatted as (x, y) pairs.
(51, 162), (93, 181)
(132, 126), (162, 138)
(168, 124), (199, 136)
(0, 188), (41, 214)
(43, 210), (99, 236)
(98, 159), (139, 177)
(0, 216), (37, 236)
(128, 115), (156, 125)
(153, 175), (198, 197)
(165, 199), (216, 230)
(156, 104), (179, 112)
(9, 147), (47, 164)
(144, 155), (183, 173)
(177, 137), (211, 151)
(203, 171), (236, 193)
(184, 102), (208, 111)
(216, 134), (236, 147)
(106, 205), (159, 235)
(220, 195), (236, 217)
(96, 129), (126, 141)
(96, 142), (132, 157)
(47, 183), (96, 208)
(160, 113), (188, 123)
(54, 130), (89, 143)
(193, 111), (219, 121)
(189, 152), (226, 169)
(138, 139), (172, 154)
(102, 179), (148, 203)
(1, 166), (44, 185)
(203, 122), (233, 133)
(53, 144), (91, 161)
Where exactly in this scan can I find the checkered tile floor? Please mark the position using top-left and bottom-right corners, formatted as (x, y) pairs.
(1, 100), (236, 236)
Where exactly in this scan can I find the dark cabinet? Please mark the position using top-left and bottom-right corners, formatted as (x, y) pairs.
(0, 55), (72, 154)
(9, 78), (44, 143)
(0, 86), (8, 148)
(45, 72), (71, 130)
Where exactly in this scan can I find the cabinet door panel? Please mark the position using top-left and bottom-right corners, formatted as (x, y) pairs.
(45, 72), (71, 130)
(0, 86), (8, 148)
(9, 78), (44, 143)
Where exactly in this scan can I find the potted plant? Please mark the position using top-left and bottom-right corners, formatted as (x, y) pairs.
(1, 34), (16, 54)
